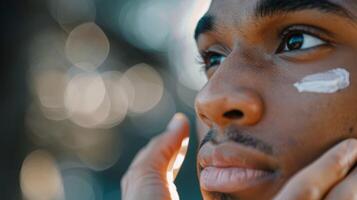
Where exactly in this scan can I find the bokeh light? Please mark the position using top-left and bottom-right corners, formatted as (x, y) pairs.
(26, 103), (64, 146)
(130, 90), (176, 137)
(75, 129), (121, 171)
(10, 0), (214, 199)
(176, 82), (199, 109)
(168, 0), (211, 91)
(133, 0), (172, 50)
(33, 68), (69, 121)
(20, 150), (64, 200)
(27, 28), (68, 72)
(62, 169), (102, 200)
(64, 72), (109, 128)
(48, 0), (96, 32)
(99, 71), (130, 128)
(65, 22), (110, 71)
(123, 63), (164, 114)
(117, 0), (176, 51)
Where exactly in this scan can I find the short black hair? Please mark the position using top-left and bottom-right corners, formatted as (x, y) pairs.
(194, 15), (214, 40)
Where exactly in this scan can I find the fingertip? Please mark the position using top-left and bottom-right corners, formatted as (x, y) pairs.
(167, 113), (190, 137)
(341, 138), (357, 149)
(168, 113), (188, 128)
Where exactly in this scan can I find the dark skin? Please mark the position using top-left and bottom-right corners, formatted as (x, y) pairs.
(121, 0), (357, 199)
(195, 0), (357, 199)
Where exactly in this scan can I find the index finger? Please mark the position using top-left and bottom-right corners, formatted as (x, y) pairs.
(274, 139), (357, 200)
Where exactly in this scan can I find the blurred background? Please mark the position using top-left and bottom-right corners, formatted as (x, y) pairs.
(1, 0), (211, 199)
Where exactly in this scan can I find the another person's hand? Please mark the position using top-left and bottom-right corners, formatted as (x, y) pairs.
(121, 113), (190, 200)
(274, 139), (357, 200)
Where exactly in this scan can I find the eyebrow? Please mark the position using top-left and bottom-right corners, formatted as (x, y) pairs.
(194, 0), (354, 40)
(194, 15), (215, 41)
(255, 0), (354, 19)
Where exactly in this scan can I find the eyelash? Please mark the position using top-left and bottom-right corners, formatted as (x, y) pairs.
(276, 25), (329, 53)
(196, 54), (205, 67)
(196, 51), (216, 72)
(280, 25), (325, 39)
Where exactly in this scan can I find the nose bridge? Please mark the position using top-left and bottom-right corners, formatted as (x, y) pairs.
(195, 67), (264, 128)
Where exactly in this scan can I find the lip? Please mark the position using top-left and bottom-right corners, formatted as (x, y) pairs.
(198, 141), (278, 193)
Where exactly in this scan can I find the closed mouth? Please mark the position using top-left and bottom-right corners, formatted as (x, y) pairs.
(198, 141), (278, 193)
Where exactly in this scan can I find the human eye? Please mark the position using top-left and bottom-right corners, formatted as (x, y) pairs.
(276, 26), (328, 53)
(199, 51), (226, 73)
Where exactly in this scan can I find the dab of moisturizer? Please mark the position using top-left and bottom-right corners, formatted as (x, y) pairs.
(294, 68), (350, 93)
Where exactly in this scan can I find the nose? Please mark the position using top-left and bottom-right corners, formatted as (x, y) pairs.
(195, 87), (264, 128)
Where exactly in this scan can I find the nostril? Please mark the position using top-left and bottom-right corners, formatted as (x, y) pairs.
(223, 109), (244, 119)
(199, 113), (211, 125)
(199, 114), (209, 122)
(199, 113), (208, 121)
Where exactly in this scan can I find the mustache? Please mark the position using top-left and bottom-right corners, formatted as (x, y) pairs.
(199, 127), (273, 155)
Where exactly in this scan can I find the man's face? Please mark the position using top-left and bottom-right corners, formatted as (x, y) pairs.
(194, 0), (357, 199)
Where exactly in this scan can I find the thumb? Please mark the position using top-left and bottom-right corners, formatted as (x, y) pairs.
(157, 113), (190, 174)
(129, 113), (190, 175)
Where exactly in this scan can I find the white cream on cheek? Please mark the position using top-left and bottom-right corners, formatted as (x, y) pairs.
(294, 68), (350, 93)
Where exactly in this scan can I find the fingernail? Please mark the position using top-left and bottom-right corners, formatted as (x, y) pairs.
(167, 113), (185, 131)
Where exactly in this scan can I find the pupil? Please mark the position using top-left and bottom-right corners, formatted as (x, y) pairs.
(210, 56), (221, 66)
(287, 34), (304, 50)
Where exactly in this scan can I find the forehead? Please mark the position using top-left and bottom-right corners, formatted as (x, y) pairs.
(206, 0), (356, 21)
(208, 0), (256, 17)
(194, 0), (356, 42)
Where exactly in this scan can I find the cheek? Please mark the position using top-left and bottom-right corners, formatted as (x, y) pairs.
(261, 78), (357, 178)
(263, 49), (357, 175)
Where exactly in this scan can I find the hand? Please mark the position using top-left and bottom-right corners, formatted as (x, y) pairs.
(121, 113), (190, 200)
(274, 139), (357, 200)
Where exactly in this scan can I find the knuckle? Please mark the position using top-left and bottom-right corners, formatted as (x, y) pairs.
(301, 185), (321, 200)
(121, 169), (141, 187)
(331, 152), (347, 170)
(275, 178), (321, 200)
(290, 178), (321, 200)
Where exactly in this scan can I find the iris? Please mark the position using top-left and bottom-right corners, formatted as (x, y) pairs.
(287, 33), (304, 50)
(208, 53), (225, 67)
